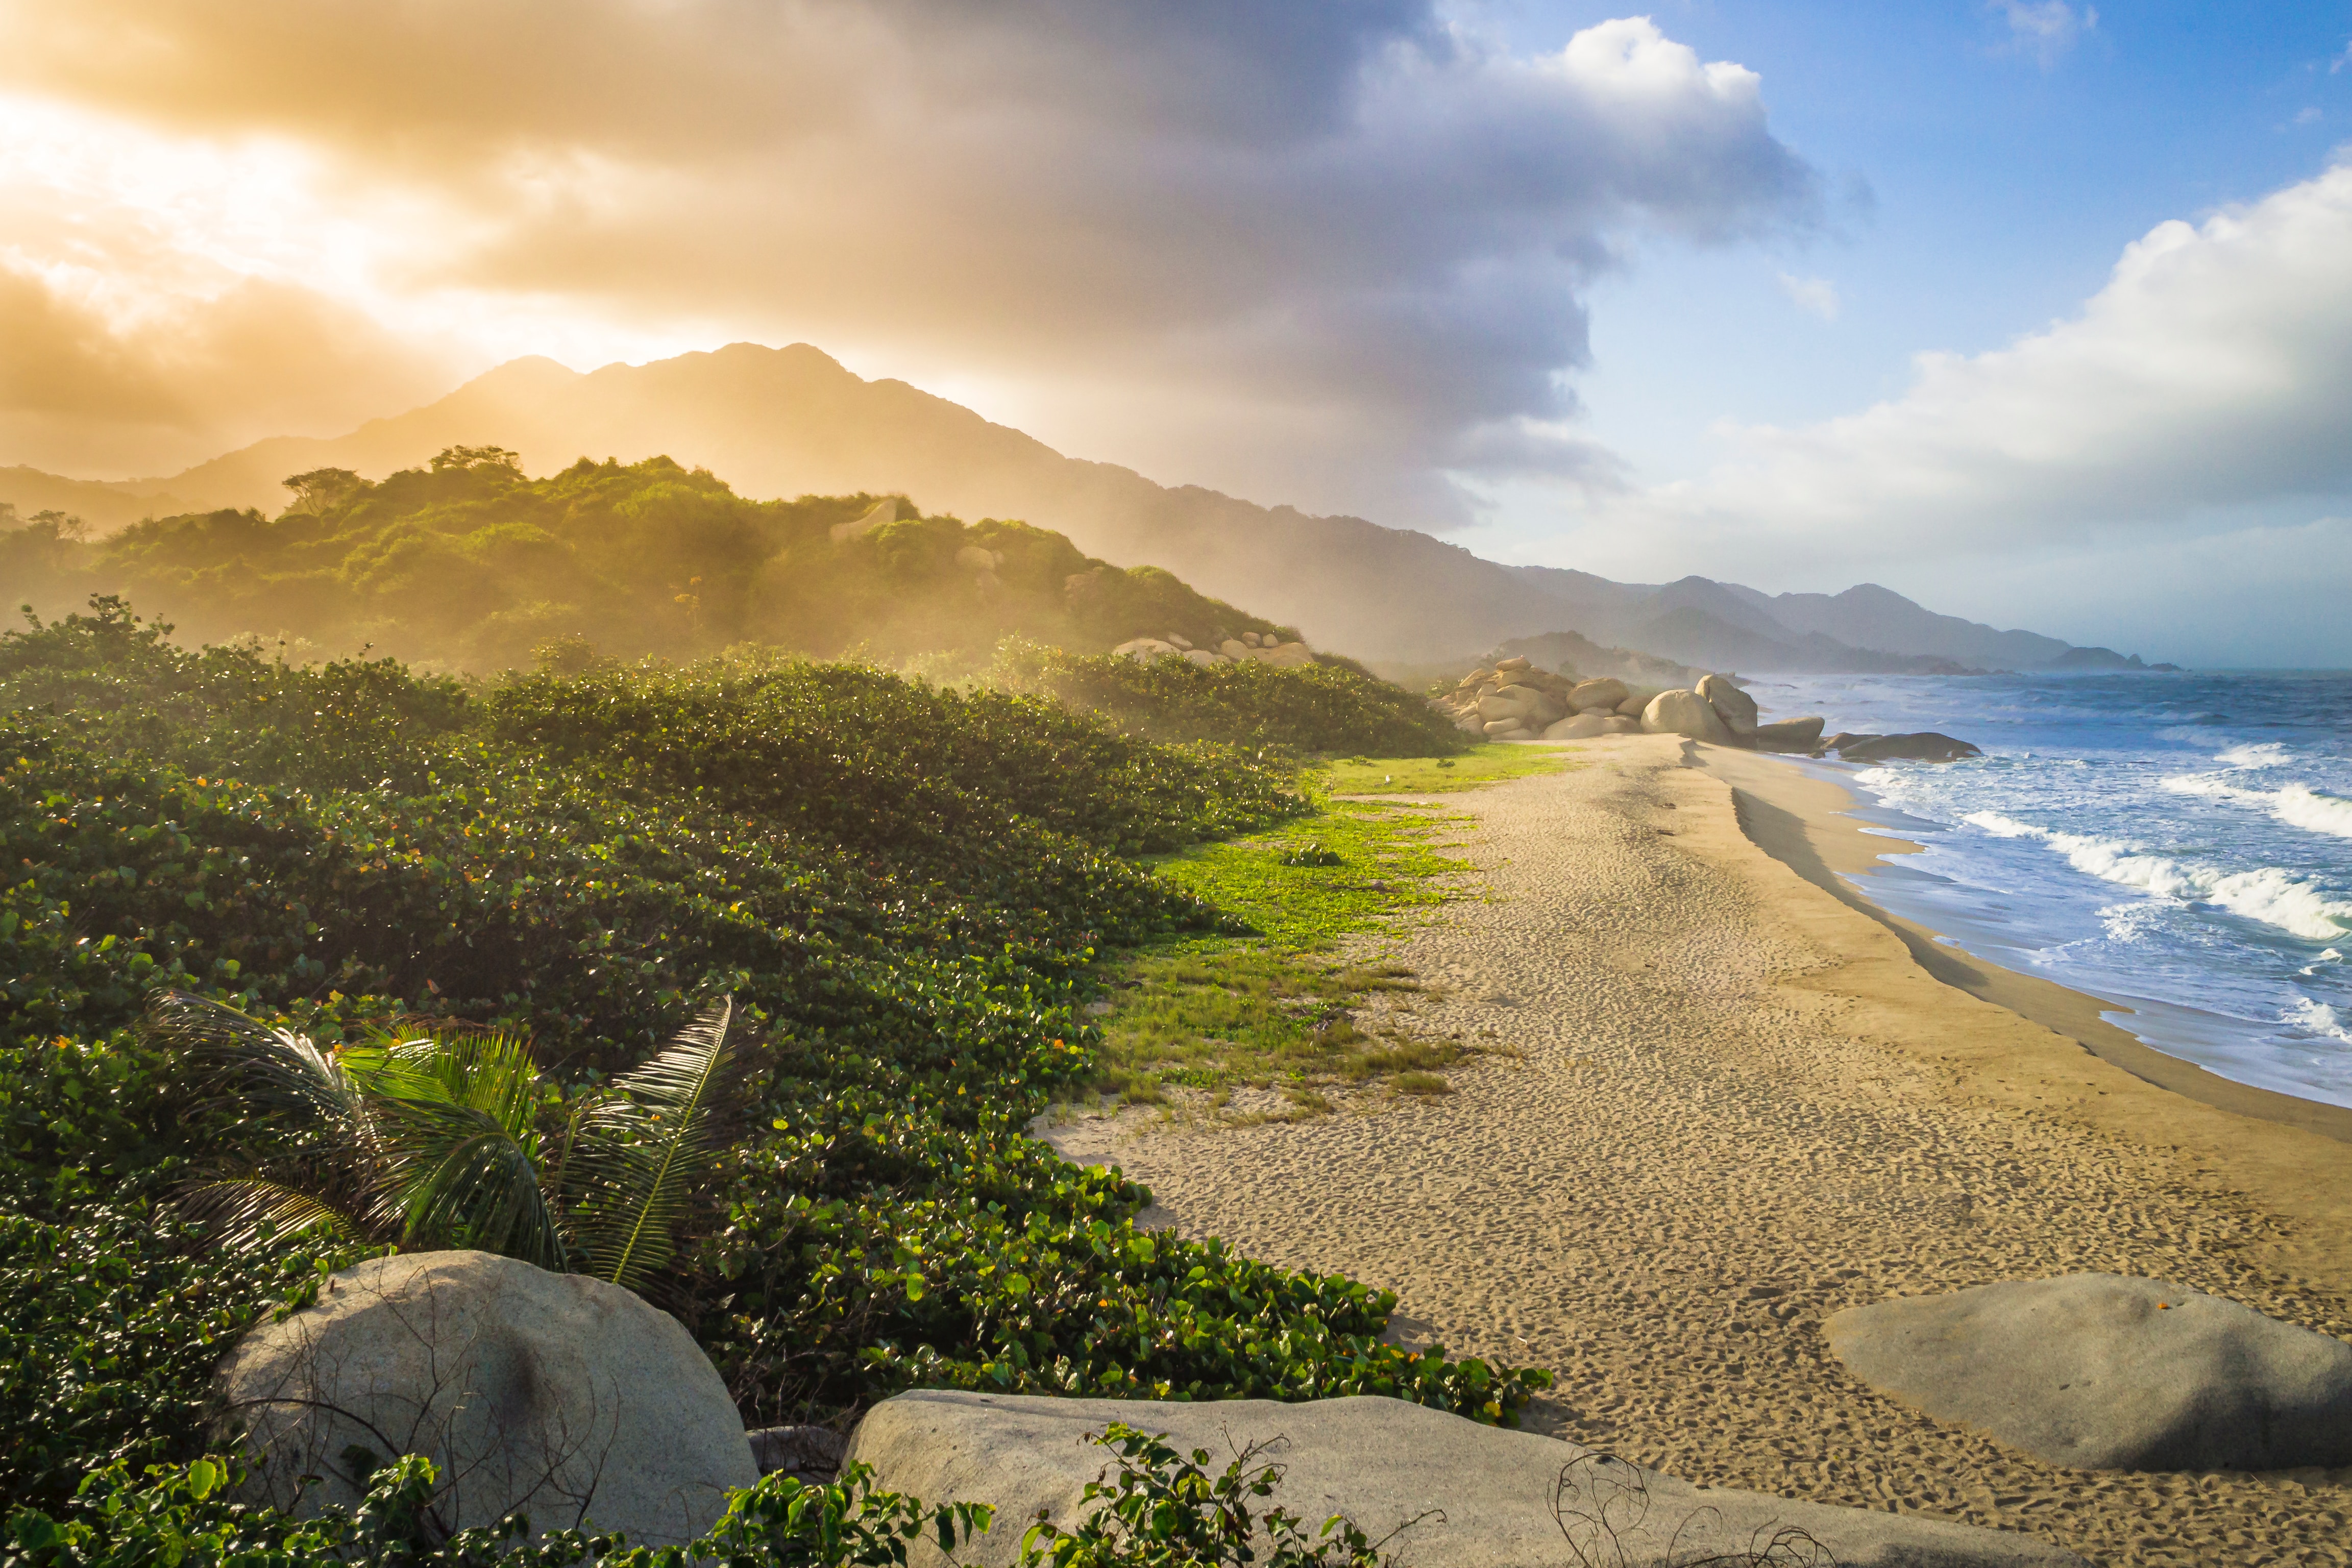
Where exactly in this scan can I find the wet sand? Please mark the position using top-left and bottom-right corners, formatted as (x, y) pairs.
(1044, 736), (2352, 1566)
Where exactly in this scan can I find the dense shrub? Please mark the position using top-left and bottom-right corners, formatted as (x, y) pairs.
(994, 643), (1467, 758)
(0, 599), (1547, 1544)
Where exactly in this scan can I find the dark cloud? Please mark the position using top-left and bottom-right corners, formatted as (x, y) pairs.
(0, 3), (1820, 518)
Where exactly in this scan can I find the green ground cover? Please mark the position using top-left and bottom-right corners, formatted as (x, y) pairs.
(0, 598), (1545, 1565)
(1077, 746), (1573, 1116)
(1316, 743), (1573, 795)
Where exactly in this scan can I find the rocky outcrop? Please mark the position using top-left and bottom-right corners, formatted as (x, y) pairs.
(1640, 689), (1733, 744)
(1752, 716), (1827, 752)
(1566, 676), (1628, 714)
(1828, 1275), (2352, 1472)
(843, 1390), (2088, 1567)
(1431, 657), (1585, 741)
(1835, 732), (1983, 764)
(1542, 713), (1639, 741)
(1112, 631), (1315, 668)
(1695, 673), (1758, 737)
(1429, 660), (1981, 763)
(215, 1251), (755, 1546)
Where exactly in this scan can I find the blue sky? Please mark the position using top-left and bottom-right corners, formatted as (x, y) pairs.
(1523, 2), (2352, 480)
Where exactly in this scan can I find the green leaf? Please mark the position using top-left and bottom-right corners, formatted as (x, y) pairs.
(567, 998), (737, 1290)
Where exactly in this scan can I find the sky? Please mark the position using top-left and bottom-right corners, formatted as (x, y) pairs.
(1, 1), (2349, 664)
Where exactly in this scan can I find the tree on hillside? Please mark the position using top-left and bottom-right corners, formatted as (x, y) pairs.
(281, 468), (365, 516)
(429, 444), (523, 476)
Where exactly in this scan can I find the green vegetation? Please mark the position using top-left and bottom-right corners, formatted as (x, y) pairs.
(997, 642), (1467, 758)
(1315, 745), (1573, 795)
(159, 993), (740, 1289)
(11, 1426), (1386, 1568)
(0, 597), (1545, 1562)
(1079, 791), (1488, 1116)
(0, 449), (1301, 671)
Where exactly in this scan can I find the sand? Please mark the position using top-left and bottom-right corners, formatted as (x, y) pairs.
(1043, 736), (2352, 1566)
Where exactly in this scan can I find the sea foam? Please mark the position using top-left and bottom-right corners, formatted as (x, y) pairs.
(2286, 996), (2352, 1045)
(1962, 811), (2352, 941)
(2160, 774), (2352, 840)
(2218, 742), (2291, 768)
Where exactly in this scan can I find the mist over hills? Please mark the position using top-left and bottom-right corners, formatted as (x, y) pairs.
(3, 342), (2134, 671)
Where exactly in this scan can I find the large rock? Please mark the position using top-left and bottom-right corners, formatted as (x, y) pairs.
(845, 1391), (2086, 1567)
(1836, 732), (1983, 764)
(216, 1251), (755, 1545)
(1256, 641), (1315, 668)
(1753, 716), (1827, 752)
(1541, 713), (1614, 741)
(1566, 677), (1628, 714)
(1640, 690), (1733, 744)
(1695, 674), (1758, 737)
(1828, 1275), (2352, 1473)
(1478, 684), (1566, 729)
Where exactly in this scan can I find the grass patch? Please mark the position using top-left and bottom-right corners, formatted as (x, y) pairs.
(1083, 794), (1487, 1116)
(1316, 743), (1575, 795)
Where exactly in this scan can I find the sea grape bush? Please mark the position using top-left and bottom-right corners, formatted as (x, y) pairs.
(0, 599), (1548, 1553)
(991, 641), (1468, 759)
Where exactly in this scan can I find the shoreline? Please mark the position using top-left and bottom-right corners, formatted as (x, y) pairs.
(1044, 736), (2352, 1564)
(1696, 745), (2352, 1147)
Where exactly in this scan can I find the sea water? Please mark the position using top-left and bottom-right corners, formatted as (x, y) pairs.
(1748, 671), (2352, 1109)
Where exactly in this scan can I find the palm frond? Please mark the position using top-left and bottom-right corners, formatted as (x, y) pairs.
(142, 991), (366, 1139)
(568, 998), (736, 1290)
(177, 1177), (366, 1253)
(350, 1027), (545, 1152)
(366, 1093), (567, 1271)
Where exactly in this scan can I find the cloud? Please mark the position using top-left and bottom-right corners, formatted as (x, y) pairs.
(2297, 107), (2325, 126)
(0, 261), (453, 476)
(1539, 160), (2352, 658)
(0, 3), (1819, 520)
(1671, 161), (2352, 554)
(1990, 2), (2096, 68)
(1776, 272), (1840, 320)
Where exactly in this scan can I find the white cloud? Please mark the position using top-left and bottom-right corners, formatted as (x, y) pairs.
(0, 4), (1820, 521)
(1776, 272), (1840, 320)
(1541, 160), (2352, 661)
(1991, 2), (2097, 68)
(2296, 107), (2324, 126)
(2333, 40), (2350, 74)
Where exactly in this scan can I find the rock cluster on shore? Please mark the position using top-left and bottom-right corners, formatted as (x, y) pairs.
(1432, 655), (1984, 761)
(1431, 656), (1829, 752)
(1111, 629), (1315, 668)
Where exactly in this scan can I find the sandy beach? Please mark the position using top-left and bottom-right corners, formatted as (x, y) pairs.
(1045, 736), (2352, 1566)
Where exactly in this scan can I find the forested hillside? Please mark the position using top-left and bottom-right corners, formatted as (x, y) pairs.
(1, 446), (1295, 673)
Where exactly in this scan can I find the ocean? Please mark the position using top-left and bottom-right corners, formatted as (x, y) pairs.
(1748, 671), (2352, 1110)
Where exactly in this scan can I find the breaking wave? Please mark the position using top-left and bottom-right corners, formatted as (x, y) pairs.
(2217, 742), (2291, 768)
(2286, 997), (2352, 1044)
(2161, 774), (2352, 840)
(1961, 811), (2352, 941)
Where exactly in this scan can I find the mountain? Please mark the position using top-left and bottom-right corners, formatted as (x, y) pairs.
(2, 341), (2127, 669)
(1502, 568), (2036, 674)
(0, 467), (199, 533)
(62, 345), (1569, 663)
